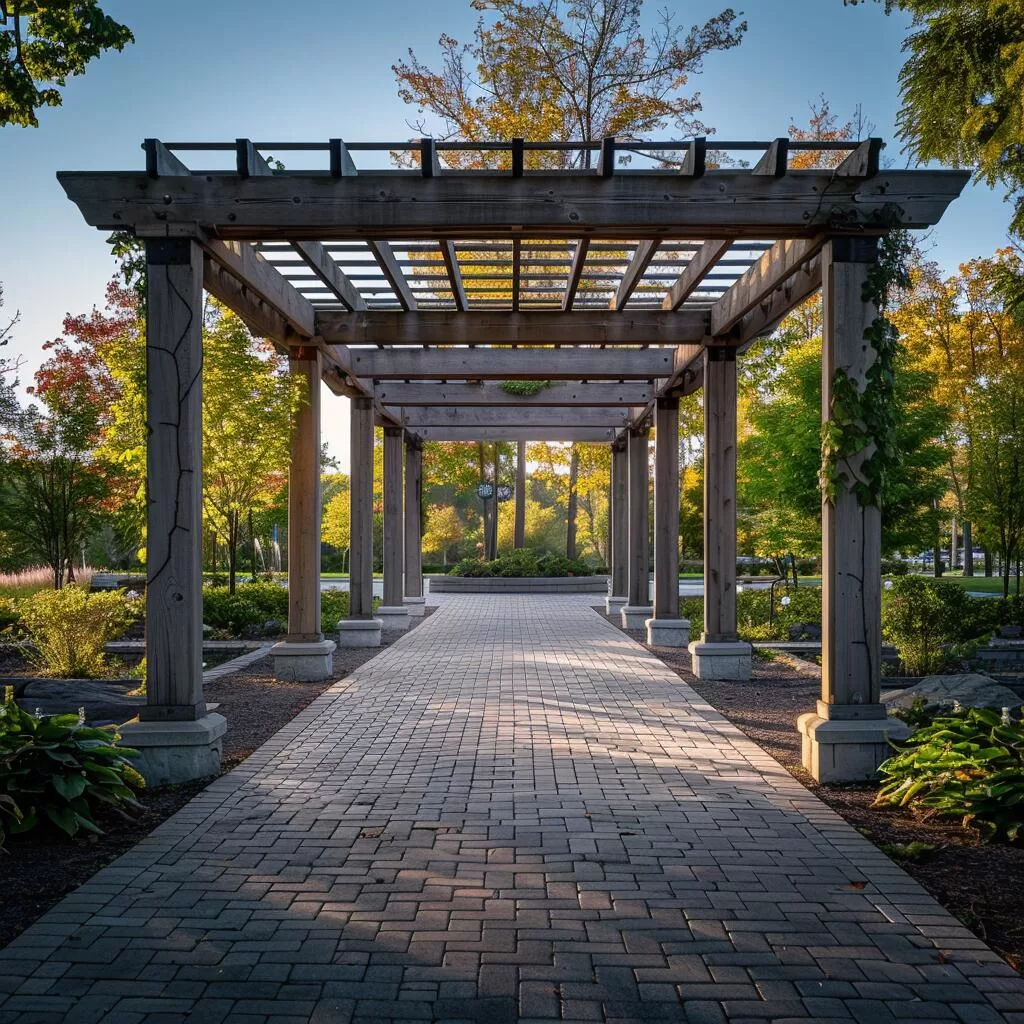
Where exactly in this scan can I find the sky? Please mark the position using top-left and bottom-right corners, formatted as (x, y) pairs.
(1, 0), (1013, 471)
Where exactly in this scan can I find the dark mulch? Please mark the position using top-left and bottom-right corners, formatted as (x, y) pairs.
(608, 613), (1024, 974)
(0, 613), (432, 950)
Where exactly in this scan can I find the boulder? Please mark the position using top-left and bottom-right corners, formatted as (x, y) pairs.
(882, 673), (1021, 711)
(17, 679), (145, 726)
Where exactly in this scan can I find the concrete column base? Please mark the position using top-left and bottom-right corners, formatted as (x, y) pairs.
(621, 605), (654, 629)
(797, 709), (911, 783)
(376, 605), (411, 631)
(646, 618), (690, 648)
(119, 713), (227, 786)
(271, 639), (336, 682)
(605, 595), (627, 616)
(689, 639), (753, 680)
(404, 596), (427, 618)
(337, 618), (383, 648)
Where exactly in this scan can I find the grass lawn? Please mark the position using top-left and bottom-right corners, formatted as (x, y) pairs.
(908, 573), (1019, 595)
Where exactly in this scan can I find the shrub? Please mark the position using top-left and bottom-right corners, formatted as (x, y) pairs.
(874, 707), (1024, 843)
(0, 687), (144, 847)
(446, 551), (593, 578)
(734, 586), (822, 642)
(19, 586), (139, 679)
(881, 558), (909, 576)
(0, 598), (19, 633)
(203, 582), (351, 637)
(882, 576), (978, 675)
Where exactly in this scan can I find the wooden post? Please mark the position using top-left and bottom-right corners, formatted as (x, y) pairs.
(798, 236), (909, 781)
(378, 427), (410, 629)
(286, 349), (322, 642)
(349, 397), (375, 618)
(141, 238), (206, 722)
(653, 398), (680, 619)
(404, 437), (424, 600)
(622, 425), (652, 626)
(120, 238), (225, 785)
(514, 440), (526, 548)
(609, 440), (629, 608)
(688, 346), (751, 678)
(272, 349), (336, 681)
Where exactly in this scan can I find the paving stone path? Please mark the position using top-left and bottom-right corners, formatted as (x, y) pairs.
(2, 595), (1021, 1024)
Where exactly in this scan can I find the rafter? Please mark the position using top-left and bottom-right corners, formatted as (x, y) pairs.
(610, 240), (662, 310)
(440, 240), (468, 311)
(367, 240), (417, 310)
(662, 240), (733, 310)
(373, 382), (653, 407)
(292, 241), (366, 311)
(563, 239), (590, 311)
(401, 407), (630, 428)
(413, 426), (620, 442)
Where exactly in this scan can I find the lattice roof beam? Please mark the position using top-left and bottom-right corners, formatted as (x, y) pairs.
(661, 240), (733, 311)
(413, 426), (621, 442)
(610, 240), (662, 310)
(401, 407), (631, 428)
(562, 239), (590, 311)
(292, 241), (366, 312)
(373, 382), (653, 407)
(440, 240), (468, 311)
(367, 241), (417, 310)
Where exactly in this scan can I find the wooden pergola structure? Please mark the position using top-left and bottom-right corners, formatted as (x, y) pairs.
(59, 135), (966, 784)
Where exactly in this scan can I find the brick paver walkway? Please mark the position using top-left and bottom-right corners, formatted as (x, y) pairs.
(2, 595), (1021, 1023)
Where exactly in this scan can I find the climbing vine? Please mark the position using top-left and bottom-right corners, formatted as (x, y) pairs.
(820, 227), (914, 507)
(500, 380), (552, 397)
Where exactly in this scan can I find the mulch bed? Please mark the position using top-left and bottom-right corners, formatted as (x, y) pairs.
(0, 613), (432, 950)
(606, 613), (1024, 974)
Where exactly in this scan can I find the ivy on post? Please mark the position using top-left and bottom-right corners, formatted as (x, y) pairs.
(799, 228), (914, 783)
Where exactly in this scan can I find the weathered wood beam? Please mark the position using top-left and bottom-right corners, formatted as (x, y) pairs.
(679, 138), (706, 177)
(732, 253), (823, 348)
(440, 240), (468, 311)
(610, 240), (662, 310)
(340, 345), (687, 380)
(144, 139), (190, 178)
(236, 138), (274, 178)
(373, 381), (653, 407)
(661, 240), (733, 311)
(316, 309), (708, 346)
(293, 241), (366, 312)
(511, 238), (522, 311)
(329, 138), (358, 177)
(752, 138), (788, 177)
(415, 426), (619, 442)
(367, 240), (417, 310)
(710, 237), (825, 337)
(58, 170), (970, 237)
(203, 259), (294, 344)
(563, 239), (590, 311)
(401, 406), (630, 428)
(834, 138), (883, 179)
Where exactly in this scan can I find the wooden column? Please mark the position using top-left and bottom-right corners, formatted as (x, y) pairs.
(286, 348), (323, 642)
(349, 397), (375, 618)
(382, 428), (404, 606)
(404, 437), (423, 598)
(702, 347), (739, 642)
(142, 238), (205, 722)
(625, 426), (651, 610)
(653, 397), (680, 619)
(610, 440), (628, 598)
(820, 237), (883, 711)
(514, 439), (527, 548)
(798, 236), (908, 781)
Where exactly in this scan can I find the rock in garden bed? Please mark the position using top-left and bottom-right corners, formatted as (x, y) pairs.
(14, 678), (144, 725)
(882, 672), (1022, 712)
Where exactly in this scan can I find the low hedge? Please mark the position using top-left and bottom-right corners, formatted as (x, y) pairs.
(448, 551), (597, 578)
(202, 582), (352, 637)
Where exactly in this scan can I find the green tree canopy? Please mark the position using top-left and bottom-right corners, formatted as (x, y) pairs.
(1, 1), (133, 127)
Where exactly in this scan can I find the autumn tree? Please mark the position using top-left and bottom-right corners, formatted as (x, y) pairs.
(323, 481), (351, 554)
(423, 504), (466, 565)
(1, 1), (133, 127)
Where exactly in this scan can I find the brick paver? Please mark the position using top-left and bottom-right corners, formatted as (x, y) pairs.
(2, 595), (1021, 1023)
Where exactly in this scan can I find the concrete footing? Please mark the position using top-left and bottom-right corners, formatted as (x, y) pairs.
(404, 596), (427, 618)
(797, 706), (911, 783)
(271, 639), (336, 682)
(605, 595), (627, 617)
(376, 605), (411, 631)
(337, 618), (383, 648)
(621, 605), (654, 630)
(119, 713), (227, 786)
(688, 639), (753, 680)
(646, 618), (690, 648)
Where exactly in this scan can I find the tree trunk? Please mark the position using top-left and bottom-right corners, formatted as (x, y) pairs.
(514, 439), (526, 549)
(477, 442), (488, 559)
(984, 547), (992, 577)
(566, 446), (579, 560)
(964, 521), (974, 576)
(933, 536), (942, 577)
(249, 508), (258, 580)
(950, 516), (958, 572)
(228, 510), (239, 594)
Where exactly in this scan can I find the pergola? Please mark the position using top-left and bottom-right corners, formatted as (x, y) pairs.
(59, 135), (967, 785)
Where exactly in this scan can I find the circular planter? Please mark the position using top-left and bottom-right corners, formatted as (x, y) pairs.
(428, 575), (609, 594)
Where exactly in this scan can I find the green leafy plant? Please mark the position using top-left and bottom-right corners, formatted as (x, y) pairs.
(0, 687), (144, 847)
(203, 582), (354, 637)
(875, 707), (1024, 843)
(0, 597), (19, 633)
(500, 380), (551, 397)
(447, 551), (592, 578)
(18, 586), (139, 679)
(878, 840), (936, 862)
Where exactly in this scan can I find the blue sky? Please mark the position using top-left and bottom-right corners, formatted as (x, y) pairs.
(1, 0), (1012, 469)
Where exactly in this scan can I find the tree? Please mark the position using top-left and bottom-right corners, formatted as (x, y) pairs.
(323, 483), (351, 552)
(0, 330), (115, 586)
(0, 282), (20, 428)
(395, 0), (746, 165)
(1, 1), (133, 127)
(423, 504), (466, 565)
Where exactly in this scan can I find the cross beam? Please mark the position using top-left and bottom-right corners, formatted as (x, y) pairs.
(372, 382), (653, 406)
(338, 346), (691, 380)
(400, 406), (631, 428)
(413, 426), (620, 442)
(316, 310), (708, 347)
(58, 170), (969, 238)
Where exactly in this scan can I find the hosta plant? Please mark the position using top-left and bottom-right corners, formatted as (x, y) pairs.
(0, 687), (144, 848)
(874, 707), (1024, 843)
